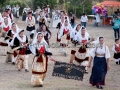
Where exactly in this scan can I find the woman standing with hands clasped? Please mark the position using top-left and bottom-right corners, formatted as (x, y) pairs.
(88, 36), (110, 89)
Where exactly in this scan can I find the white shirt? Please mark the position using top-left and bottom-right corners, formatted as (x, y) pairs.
(89, 45), (110, 59)
(58, 24), (72, 39)
(80, 15), (88, 22)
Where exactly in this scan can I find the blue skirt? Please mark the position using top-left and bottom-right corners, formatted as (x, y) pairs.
(90, 56), (107, 86)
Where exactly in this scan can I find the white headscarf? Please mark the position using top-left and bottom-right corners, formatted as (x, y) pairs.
(79, 27), (89, 38)
(89, 36), (110, 59)
(29, 32), (49, 55)
(75, 27), (89, 41)
(91, 36), (104, 46)
(71, 24), (83, 40)
(10, 29), (25, 46)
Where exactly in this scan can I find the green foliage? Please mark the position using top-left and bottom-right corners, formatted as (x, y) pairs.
(35, 0), (57, 9)
(0, 0), (7, 7)
(67, 0), (92, 17)
(6, 1), (25, 15)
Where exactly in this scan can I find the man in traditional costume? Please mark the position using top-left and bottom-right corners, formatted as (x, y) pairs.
(29, 32), (52, 87)
(26, 12), (35, 43)
(12, 29), (29, 72)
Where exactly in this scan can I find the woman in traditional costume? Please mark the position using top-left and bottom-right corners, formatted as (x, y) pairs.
(88, 36), (110, 89)
(29, 32), (52, 87)
(4, 23), (19, 64)
(1, 17), (11, 37)
(37, 11), (47, 26)
(56, 16), (65, 46)
(58, 20), (72, 56)
(12, 29), (29, 72)
(70, 24), (82, 42)
(70, 27), (90, 73)
(22, 7), (27, 21)
(37, 24), (51, 45)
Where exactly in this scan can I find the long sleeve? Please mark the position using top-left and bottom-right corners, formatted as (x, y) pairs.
(58, 26), (63, 39)
(25, 17), (28, 24)
(33, 16), (35, 24)
(105, 46), (110, 59)
(37, 16), (40, 21)
(112, 45), (117, 53)
(89, 48), (96, 58)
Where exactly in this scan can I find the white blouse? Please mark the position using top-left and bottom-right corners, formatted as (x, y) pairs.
(58, 24), (72, 39)
(89, 45), (110, 59)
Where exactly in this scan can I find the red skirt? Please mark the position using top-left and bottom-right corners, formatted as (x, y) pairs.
(19, 48), (27, 55)
(56, 33), (61, 42)
(66, 34), (70, 40)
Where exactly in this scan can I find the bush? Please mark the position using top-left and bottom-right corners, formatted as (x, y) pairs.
(5, 1), (25, 15)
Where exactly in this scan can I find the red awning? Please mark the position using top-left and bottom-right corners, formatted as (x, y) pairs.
(100, 1), (120, 6)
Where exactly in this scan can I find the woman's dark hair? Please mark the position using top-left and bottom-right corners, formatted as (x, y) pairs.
(76, 24), (81, 30)
(83, 13), (85, 15)
(65, 17), (67, 19)
(99, 36), (104, 40)
(41, 24), (51, 35)
(82, 27), (85, 29)
(12, 23), (16, 26)
(37, 33), (43, 38)
(65, 20), (68, 23)
(115, 38), (119, 42)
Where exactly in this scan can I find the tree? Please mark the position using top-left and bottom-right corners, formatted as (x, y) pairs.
(34, 0), (57, 9)
(0, 0), (7, 7)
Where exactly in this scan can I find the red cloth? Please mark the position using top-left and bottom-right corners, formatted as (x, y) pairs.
(115, 44), (120, 53)
(0, 42), (8, 46)
(56, 33), (61, 42)
(4, 26), (9, 32)
(66, 34), (70, 40)
(39, 46), (45, 54)
(0, 22), (2, 25)
(28, 17), (32, 20)
(14, 51), (17, 57)
(82, 40), (87, 43)
(19, 48), (27, 55)
(63, 29), (69, 34)
(12, 34), (14, 38)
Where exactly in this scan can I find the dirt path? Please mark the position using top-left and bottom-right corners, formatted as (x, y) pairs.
(0, 17), (120, 90)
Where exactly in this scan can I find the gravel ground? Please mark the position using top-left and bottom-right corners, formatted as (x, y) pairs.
(0, 17), (120, 90)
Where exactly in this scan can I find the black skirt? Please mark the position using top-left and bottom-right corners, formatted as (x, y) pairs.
(113, 52), (120, 59)
(26, 26), (35, 31)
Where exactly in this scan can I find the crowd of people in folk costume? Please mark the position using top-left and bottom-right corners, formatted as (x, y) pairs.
(0, 4), (120, 89)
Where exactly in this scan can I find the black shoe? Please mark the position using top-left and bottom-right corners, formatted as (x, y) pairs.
(84, 70), (88, 74)
(119, 60), (120, 65)
(116, 61), (118, 65)
(39, 85), (43, 87)
(25, 69), (29, 72)
(18, 69), (21, 71)
(96, 85), (103, 89)
(12, 62), (15, 65)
